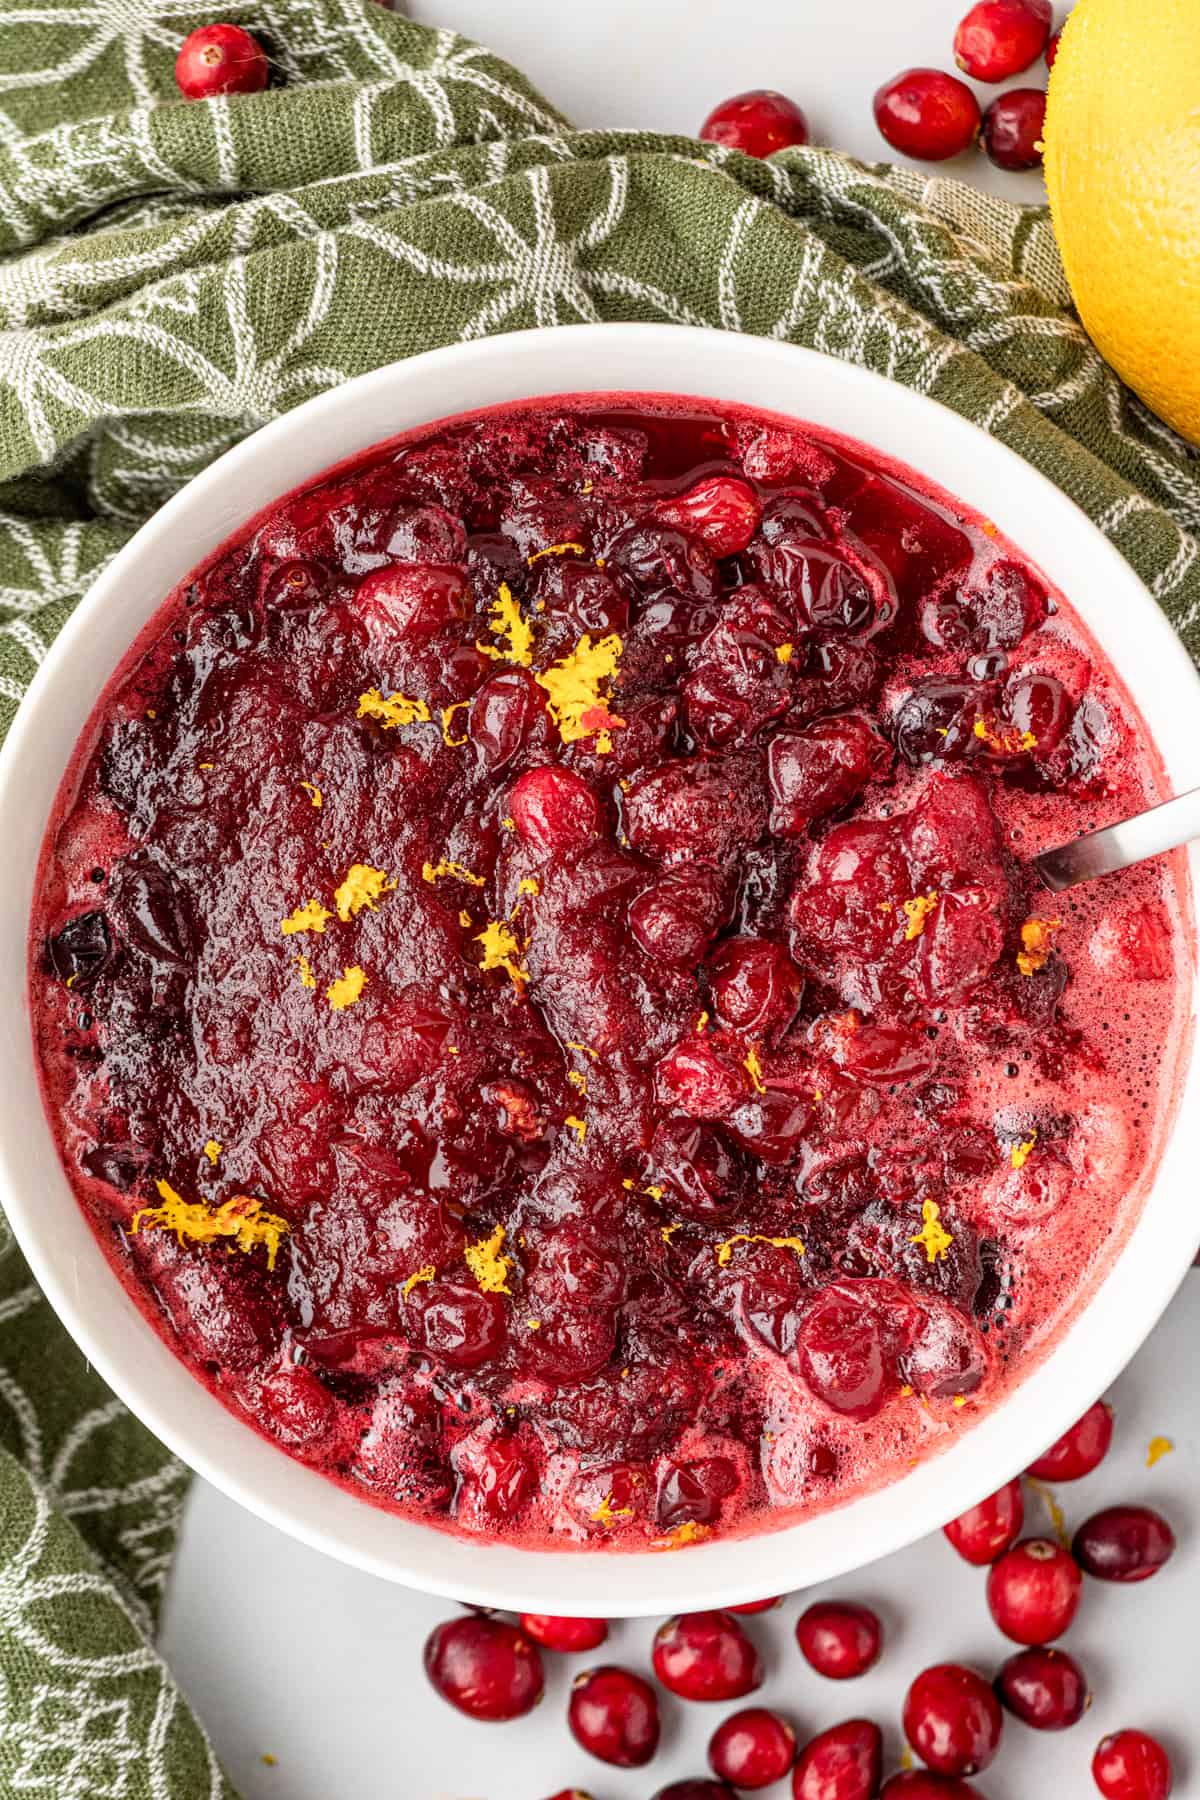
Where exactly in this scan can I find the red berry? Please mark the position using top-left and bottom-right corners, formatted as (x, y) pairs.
(986, 1538), (1082, 1644)
(698, 90), (810, 159)
(653, 1785), (737, 1800)
(981, 88), (1047, 171)
(422, 1616), (544, 1721)
(509, 765), (599, 851)
(568, 1666), (661, 1767)
(542, 1792), (594, 1800)
(792, 1718), (882, 1800)
(954, 0), (1052, 80)
(795, 1601), (882, 1680)
(709, 1707), (797, 1789)
(1027, 1401), (1114, 1481)
(728, 1596), (783, 1615)
(519, 1614), (608, 1653)
(873, 70), (981, 163)
(1093, 1730), (1173, 1800)
(995, 1646), (1090, 1730)
(653, 1611), (764, 1703)
(943, 1479), (1024, 1565)
(657, 475), (764, 557)
(881, 1777), (985, 1799)
(175, 24), (268, 99)
(1073, 1506), (1176, 1583)
(902, 1664), (1003, 1777)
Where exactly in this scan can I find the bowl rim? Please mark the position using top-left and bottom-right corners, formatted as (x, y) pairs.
(3, 322), (1197, 1616)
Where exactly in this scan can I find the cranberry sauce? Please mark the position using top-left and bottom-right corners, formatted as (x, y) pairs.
(30, 398), (1190, 1550)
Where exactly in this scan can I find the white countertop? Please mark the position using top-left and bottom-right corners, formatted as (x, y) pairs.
(160, 7), (1196, 1798)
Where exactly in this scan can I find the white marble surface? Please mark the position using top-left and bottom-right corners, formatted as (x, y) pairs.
(159, 6), (1188, 1798)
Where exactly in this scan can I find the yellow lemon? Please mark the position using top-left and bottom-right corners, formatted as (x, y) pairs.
(1044, 0), (1200, 443)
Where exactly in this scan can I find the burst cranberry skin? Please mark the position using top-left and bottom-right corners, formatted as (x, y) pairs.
(1072, 1506), (1176, 1584)
(568, 1666), (661, 1767)
(175, 23), (269, 99)
(729, 1596), (783, 1615)
(954, 0), (1052, 80)
(653, 1611), (764, 1703)
(995, 1646), (1090, 1730)
(699, 89), (811, 159)
(981, 88), (1047, 172)
(1092, 1730), (1174, 1800)
(986, 1538), (1082, 1644)
(943, 1479), (1024, 1565)
(881, 1777), (984, 1799)
(791, 1718), (882, 1800)
(1026, 1401), (1114, 1480)
(873, 70), (982, 162)
(795, 1602), (883, 1680)
(709, 1707), (797, 1789)
(509, 765), (599, 851)
(520, 1614), (608, 1653)
(658, 475), (764, 556)
(902, 1664), (1003, 1777)
(423, 1616), (544, 1720)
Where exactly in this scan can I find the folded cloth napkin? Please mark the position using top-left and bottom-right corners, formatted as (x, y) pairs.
(1, 4), (1198, 1794)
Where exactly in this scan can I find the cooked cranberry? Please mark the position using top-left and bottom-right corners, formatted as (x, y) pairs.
(768, 719), (889, 834)
(259, 1363), (334, 1444)
(175, 22), (268, 98)
(630, 864), (728, 967)
(469, 668), (544, 769)
(1093, 1730), (1174, 1800)
(698, 89), (810, 159)
(707, 936), (803, 1038)
(995, 1646), (1090, 1730)
(568, 1666), (661, 1767)
(792, 1719), (882, 1800)
(520, 1614), (608, 1653)
(1072, 1506), (1176, 1583)
(902, 1665), (1003, 1777)
(981, 88), (1047, 172)
(943, 1479), (1024, 1565)
(610, 520), (720, 602)
(756, 539), (876, 632)
(475, 1437), (536, 1521)
(653, 1612), (764, 1703)
(880, 1777), (984, 1799)
(647, 1116), (743, 1218)
(47, 911), (113, 988)
(795, 1601), (882, 1680)
(728, 1597), (783, 1614)
(625, 756), (768, 864)
(657, 1038), (747, 1119)
(954, 0), (1051, 80)
(1026, 1401), (1114, 1480)
(1003, 668), (1073, 750)
(796, 1292), (894, 1422)
(873, 70), (981, 162)
(986, 1539), (1082, 1644)
(408, 1280), (506, 1370)
(657, 1457), (739, 1530)
(657, 475), (764, 555)
(356, 561), (469, 644)
(510, 765), (599, 850)
(423, 1616), (544, 1720)
(709, 1707), (797, 1788)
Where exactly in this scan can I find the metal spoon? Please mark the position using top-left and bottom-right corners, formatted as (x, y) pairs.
(1034, 786), (1200, 891)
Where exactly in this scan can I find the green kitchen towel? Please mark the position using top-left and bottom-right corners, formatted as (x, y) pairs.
(1, 4), (1198, 1795)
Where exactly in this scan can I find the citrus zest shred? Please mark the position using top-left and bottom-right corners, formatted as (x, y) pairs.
(1017, 916), (1062, 977)
(1147, 1434), (1175, 1468)
(591, 1492), (633, 1527)
(476, 583), (534, 667)
(901, 890), (939, 941)
(334, 863), (396, 922)
(644, 1183), (664, 1200)
(695, 1011), (710, 1033)
(565, 1040), (599, 1061)
(298, 781), (323, 811)
(974, 715), (1037, 754)
(743, 1045), (766, 1093)
(661, 1222), (682, 1243)
(356, 687), (431, 729)
(909, 1197), (953, 1264)
(517, 876), (541, 896)
(1011, 1130), (1038, 1171)
(401, 1264), (436, 1300)
(622, 1178), (634, 1190)
(501, 815), (516, 830)
(280, 899), (333, 936)
(525, 1318), (541, 1330)
(131, 1179), (290, 1270)
(952, 1394), (967, 1408)
(652, 1519), (710, 1550)
(716, 1232), (805, 1268)
(527, 541), (586, 565)
(565, 1114), (588, 1144)
(567, 1069), (587, 1094)
(440, 701), (470, 747)
(422, 858), (484, 888)
(775, 641), (794, 664)
(203, 1139), (222, 1167)
(326, 966), (367, 1011)
(476, 919), (528, 989)
(464, 1223), (513, 1295)
(295, 954), (316, 989)
(458, 909), (473, 929)
(536, 632), (626, 748)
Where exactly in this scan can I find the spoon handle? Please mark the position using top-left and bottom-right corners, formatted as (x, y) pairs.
(1034, 785), (1200, 892)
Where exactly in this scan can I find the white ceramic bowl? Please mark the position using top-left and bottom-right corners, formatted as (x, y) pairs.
(2, 324), (1197, 1616)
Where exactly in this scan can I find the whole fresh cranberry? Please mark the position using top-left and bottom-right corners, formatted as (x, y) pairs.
(709, 1707), (797, 1788)
(986, 1538), (1082, 1644)
(509, 765), (599, 851)
(954, 0), (1052, 80)
(729, 1596), (783, 1614)
(520, 1614), (608, 1653)
(995, 1646), (1090, 1730)
(902, 1664), (1003, 1777)
(1092, 1730), (1173, 1800)
(792, 1718), (882, 1800)
(653, 1785), (737, 1800)
(1072, 1506), (1176, 1583)
(657, 475), (764, 556)
(943, 1478), (1024, 1565)
(699, 89), (810, 159)
(1027, 1401), (1114, 1481)
(175, 23), (269, 99)
(881, 1777), (985, 1799)
(981, 89), (1047, 171)
(873, 70), (981, 162)
(423, 1616), (544, 1720)
(568, 1666), (661, 1766)
(707, 936), (803, 1038)
(653, 1611), (764, 1702)
(795, 1601), (882, 1679)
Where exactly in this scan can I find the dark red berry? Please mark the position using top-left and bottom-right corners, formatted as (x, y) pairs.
(653, 1785), (737, 1800)
(509, 764), (599, 850)
(1093, 1730), (1173, 1800)
(709, 1708), (797, 1789)
(943, 1479), (1024, 1565)
(657, 475), (764, 557)
(995, 1646), (1090, 1730)
(981, 88), (1047, 171)
(873, 70), (981, 162)
(881, 1777), (985, 1799)
(986, 1538), (1082, 1644)
(568, 1666), (661, 1767)
(1027, 1401), (1114, 1481)
(1073, 1506), (1176, 1583)
(728, 1596), (783, 1615)
(903, 1664), (1003, 1777)
(954, 0), (1052, 80)
(174, 23), (268, 99)
(795, 1601), (883, 1680)
(792, 1718), (882, 1800)
(698, 89), (810, 159)
(520, 1614), (608, 1653)
(1046, 27), (1061, 67)
(653, 1611), (764, 1702)
(422, 1616), (544, 1720)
